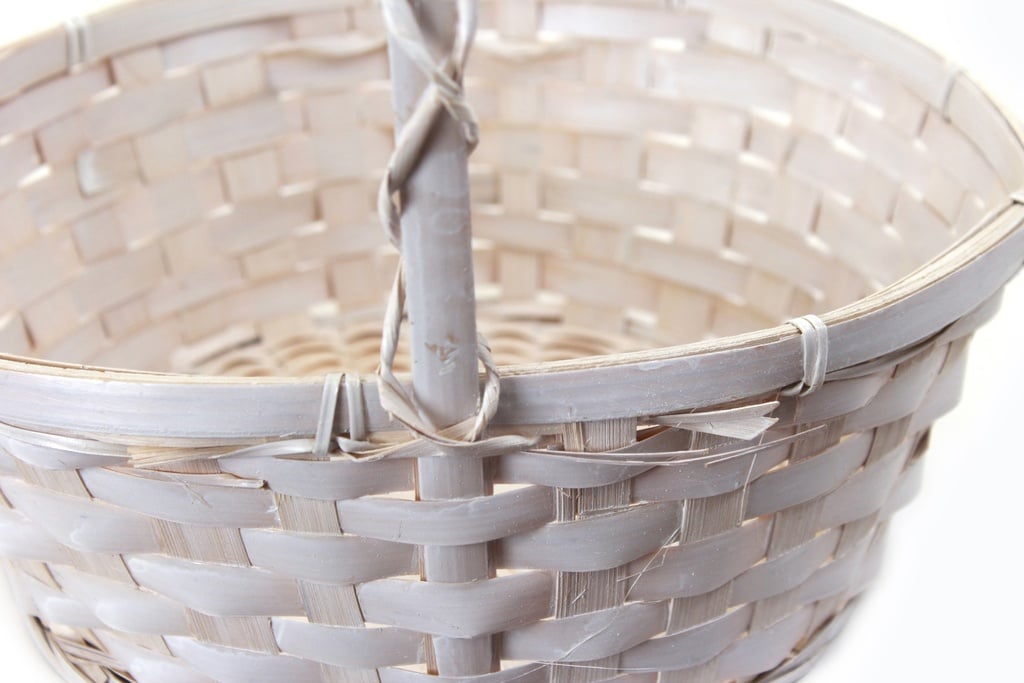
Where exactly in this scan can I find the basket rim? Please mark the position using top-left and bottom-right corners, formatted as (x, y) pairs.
(0, 0), (1023, 439)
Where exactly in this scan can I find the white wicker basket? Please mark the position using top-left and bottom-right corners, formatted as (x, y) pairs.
(0, 1), (1022, 682)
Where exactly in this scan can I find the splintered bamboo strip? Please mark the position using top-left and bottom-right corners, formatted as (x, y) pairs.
(0, 0), (1019, 682)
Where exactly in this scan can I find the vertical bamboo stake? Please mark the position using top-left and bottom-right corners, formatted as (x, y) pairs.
(553, 419), (636, 683)
(384, 0), (494, 676)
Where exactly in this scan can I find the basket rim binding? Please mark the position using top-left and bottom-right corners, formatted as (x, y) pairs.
(0, 0), (1022, 440)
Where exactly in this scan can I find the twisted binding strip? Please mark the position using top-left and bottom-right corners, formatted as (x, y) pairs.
(375, 0), (503, 447)
(784, 315), (830, 396)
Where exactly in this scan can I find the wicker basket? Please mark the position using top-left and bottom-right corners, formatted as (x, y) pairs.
(1, 0), (1022, 681)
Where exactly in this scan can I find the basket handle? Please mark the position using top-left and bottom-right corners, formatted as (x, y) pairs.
(374, 3), (506, 675)
(376, 0), (497, 443)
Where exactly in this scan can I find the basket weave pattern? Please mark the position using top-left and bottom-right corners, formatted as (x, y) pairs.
(0, 1), (1022, 682)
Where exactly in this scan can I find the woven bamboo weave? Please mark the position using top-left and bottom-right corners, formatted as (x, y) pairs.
(0, 1), (1022, 682)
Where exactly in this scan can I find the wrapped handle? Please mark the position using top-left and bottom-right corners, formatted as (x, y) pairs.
(376, 0), (498, 443)
(376, 1), (500, 676)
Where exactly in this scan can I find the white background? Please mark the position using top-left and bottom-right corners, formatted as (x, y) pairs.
(0, 1), (1022, 681)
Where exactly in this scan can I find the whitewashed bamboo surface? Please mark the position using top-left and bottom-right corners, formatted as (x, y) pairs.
(0, 0), (1021, 682)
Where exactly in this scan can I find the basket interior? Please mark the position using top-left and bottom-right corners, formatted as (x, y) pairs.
(0, 2), (1008, 379)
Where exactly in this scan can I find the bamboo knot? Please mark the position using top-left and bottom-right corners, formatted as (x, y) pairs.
(375, 0), (501, 448)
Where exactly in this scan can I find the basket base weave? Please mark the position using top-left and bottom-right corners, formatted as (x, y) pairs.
(177, 309), (644, 379)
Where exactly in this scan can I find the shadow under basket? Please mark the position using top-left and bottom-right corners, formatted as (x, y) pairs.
(1, 1), (1023, 682)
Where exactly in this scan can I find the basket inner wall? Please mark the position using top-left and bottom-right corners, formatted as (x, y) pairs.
(0, 2), (1005, 378)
